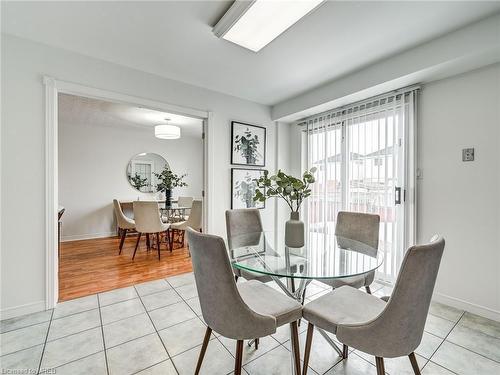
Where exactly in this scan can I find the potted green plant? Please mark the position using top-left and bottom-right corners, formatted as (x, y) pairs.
(234, 128), (261, 165)
(154, 167), (188, 208)
(130, 173), (148, 191)
(254, 168), (316, 247)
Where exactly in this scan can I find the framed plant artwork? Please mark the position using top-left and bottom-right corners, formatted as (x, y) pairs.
(231, 121), (266, 167)
(231, 168), (266, 209)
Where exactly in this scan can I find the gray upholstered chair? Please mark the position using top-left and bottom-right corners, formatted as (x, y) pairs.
(169, 199), (202, 249)
(323, 211), (380, 293)
(186, 228), (303, 375)
(113, 199), (136, 254)
(302, 235), (445, 375)
(132, 201), (171, 260)
(226, 208), (272, 283)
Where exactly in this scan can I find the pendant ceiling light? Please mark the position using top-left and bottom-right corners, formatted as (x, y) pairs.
(155, 119), (181, 139)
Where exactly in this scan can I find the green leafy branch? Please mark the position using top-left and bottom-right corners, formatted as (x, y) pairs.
(253, 168), (317, 212)
(154, 166), (188, 192)
(130, 173), (148, 191)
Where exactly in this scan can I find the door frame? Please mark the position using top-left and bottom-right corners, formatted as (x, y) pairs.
(44, 76), (214, 309)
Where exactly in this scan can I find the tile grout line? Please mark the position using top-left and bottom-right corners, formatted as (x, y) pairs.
(55, 281), (174, 322)
(166, 277), (245, 371)
(424, 360), (460, 375)
(129, 359), (172, 375)
(134, 283), (180, 375)
(163, 278), (213, 373)
(167, 278), (241, 363)
(97, 294), (110, 375)
(51, 349), (106, 372)
(0, 317), (53, 335)
(36, 308), (54, 374)
(277, 332), (343, 375)
(423, 311), (466, 374)
(443, 337), (500, 365)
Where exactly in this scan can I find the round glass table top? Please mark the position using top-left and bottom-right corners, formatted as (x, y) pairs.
(228, 232), (383, 280)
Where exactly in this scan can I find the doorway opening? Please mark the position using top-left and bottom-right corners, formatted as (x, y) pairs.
(44, 77), (213, 308)
(57, 94), (206, 301)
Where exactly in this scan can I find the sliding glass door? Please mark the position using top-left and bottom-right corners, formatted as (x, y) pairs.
(303, 91), (417, 281)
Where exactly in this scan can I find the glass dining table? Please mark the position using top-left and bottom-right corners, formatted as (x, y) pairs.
(227, 231), (384, 365)
(158, 203), (190, 223)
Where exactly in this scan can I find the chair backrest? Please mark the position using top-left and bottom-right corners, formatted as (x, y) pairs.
(133, 201), (164, 233)
(338, 236), (445, 357)
(186, 228), (276, 339)
(335, 211), (380, 256)
(113, 199), (132, 228)
(185, 200), (202, 231)
(225, 209), (263, 249)
(226, 209), (263, 237)
(177, 196), (193, 208)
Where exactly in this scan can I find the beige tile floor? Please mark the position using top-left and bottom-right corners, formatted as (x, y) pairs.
(1, 273), (499, 375)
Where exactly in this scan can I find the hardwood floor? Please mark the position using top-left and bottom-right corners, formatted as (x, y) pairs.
(58, 234), (192, 302)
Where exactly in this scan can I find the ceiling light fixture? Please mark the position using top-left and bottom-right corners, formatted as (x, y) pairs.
(213, 0), (324, 52)
(155, 119), (181, 140)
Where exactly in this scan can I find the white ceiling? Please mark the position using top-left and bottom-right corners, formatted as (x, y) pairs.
(58, 94), (203, 138)
(3, 1), (500, 105)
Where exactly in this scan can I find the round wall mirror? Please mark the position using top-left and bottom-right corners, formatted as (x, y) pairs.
(126, 153), (169, 193)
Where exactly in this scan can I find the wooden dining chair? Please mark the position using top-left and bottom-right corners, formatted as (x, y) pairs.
(169, 199), (202, 249)
(113, 199), (136, 254)
(132, 201), (170, 260)
(301, 236), (445, 375)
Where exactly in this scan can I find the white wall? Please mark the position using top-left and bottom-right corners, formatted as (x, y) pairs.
(418, 63), (500, 320)
(272, 13), (500, 122)
(1, 34), (275, 316)
(58, 119), (203, 241)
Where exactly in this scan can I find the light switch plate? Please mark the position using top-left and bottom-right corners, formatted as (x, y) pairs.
(462, 148), (474, 162)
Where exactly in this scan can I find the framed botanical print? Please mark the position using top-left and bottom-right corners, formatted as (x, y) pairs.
(231, 121), (266, 167)
(231, 168), (266, 209)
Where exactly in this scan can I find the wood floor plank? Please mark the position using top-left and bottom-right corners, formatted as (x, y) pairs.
(59, 235), (192, 302)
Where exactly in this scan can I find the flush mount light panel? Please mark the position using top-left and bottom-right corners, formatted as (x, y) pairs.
(214, 0), (324, 52)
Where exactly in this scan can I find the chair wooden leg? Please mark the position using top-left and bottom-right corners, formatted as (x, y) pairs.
(375, 357), (385, 375)
(132, 233), (142, 260)
(408, 352), (421, 375)
(254, 338), (259, 350)
(169, 229), (174, 252)
(290, 321), (302, 375)
(302, 323), (314, 375)
(342, 344), (348, 359)
(195, 327), (212, 375)
(118, 228), (127, 254)
(181, 230), (186, 247)
(156, 232), (161, 260)
(235, 340), (243, 375)
(164, 229), (171, 252)
(365, 285), (372, 294)
(146, 233), (151, 251)
(234, 275), (239, 282)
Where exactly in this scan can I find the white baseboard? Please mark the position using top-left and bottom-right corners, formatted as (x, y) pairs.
(433, 292), (500, 322)
(376, 278), (500, 322)
(1, 300), (46, 320)
(61, 231), (117, 242)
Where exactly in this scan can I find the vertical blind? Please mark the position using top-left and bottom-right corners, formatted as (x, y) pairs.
(301, 89), (418, 281)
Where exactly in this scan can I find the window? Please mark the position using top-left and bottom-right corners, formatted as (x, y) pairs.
(302, 90), (418, 281)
